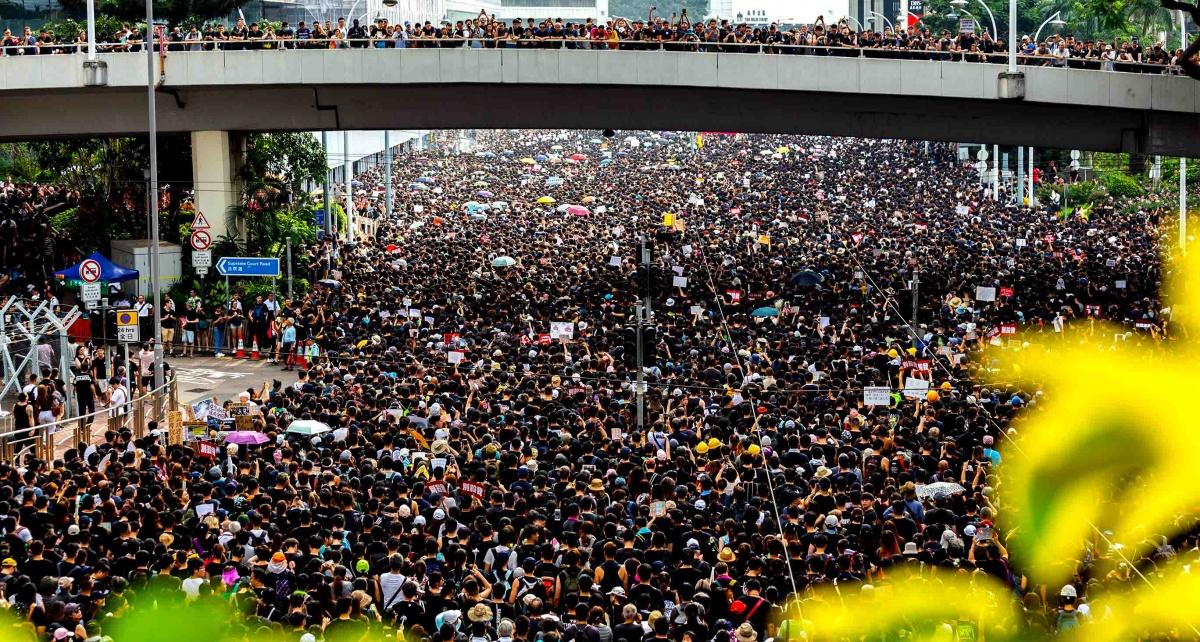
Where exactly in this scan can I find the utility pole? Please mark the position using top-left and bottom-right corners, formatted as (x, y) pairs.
(911, 266), (920, 347)
(321, 132), (332, 238)
(636, 236), (650, 432)
(1181, 10), (1189, 254)
(344, 131), (355, 244)
(1017, 146), (1024, 206)
(145, 0), (163, 389)
(384, 130), (394, 218)
(286, 237), (294, 299)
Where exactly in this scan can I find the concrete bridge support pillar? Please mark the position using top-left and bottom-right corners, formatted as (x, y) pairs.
(190, 130), (245, 240)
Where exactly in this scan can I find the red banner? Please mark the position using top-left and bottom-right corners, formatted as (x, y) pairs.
(537, 334), (552, 345)
(461, 481), (487, 500)
(999, 287), (1014, 298)
(725, 290), (742, 303)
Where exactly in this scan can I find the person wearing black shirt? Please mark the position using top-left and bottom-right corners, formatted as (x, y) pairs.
(348, 19), (368, 47)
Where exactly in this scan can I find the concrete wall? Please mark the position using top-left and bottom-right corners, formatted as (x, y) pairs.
(0, 49), (1197, 154)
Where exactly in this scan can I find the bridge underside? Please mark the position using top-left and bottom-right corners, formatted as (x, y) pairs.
(2, 83), (1197, 155)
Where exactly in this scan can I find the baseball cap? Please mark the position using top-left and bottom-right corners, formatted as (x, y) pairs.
(53, 629), (73, 641)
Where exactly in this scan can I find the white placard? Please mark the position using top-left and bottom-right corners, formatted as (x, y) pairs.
(611, 427), (623, 441)
(863, 386), (891, 406)
(681, 244), (693, 256)
(1016, 238), (1027, 247)
(975, 286), (997, 302)
(689, 306), (703, 316)
(448, 350), (464, 364)
(550, 322), (574, 340)
(413, 204), (424, 213)
(1105, 259), (1117, 267)
(609, 256), (622, 266)
(403, 297), (413, 307)
(673, 276), (688, 288)
(902, 377), (931, 399)
(408, 308), (421, 318)
(955, 204), (969, 216)
(81, 282), (101, 303)
(672, 265), (685, 276)
(431, 457), (447, 470)
(191, 250), (212, 268)
(1115, 280), (1127, 289)
(818, 316), (831, 329)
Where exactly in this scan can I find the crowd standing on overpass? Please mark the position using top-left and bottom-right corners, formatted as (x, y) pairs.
(0, 129), (1189, 642)
(0, 12), (1195, 74)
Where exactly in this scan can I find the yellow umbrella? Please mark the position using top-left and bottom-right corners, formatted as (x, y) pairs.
(520, 157), (535, 164)
(537, 196), (556, 204)
(775, 146), (790, 154)
(582, 195), (596, 204)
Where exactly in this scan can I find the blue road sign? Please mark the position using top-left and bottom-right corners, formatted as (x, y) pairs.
(314, 209), (326, 227)
(216, 257), (280, 278)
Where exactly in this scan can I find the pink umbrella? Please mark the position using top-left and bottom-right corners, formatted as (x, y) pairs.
(225, 431), (270, 445)
(566, 205), (590, 217)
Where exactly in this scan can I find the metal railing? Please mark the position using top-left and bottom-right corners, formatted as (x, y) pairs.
(0, 378), (177, 463)
(0, 38), (1188, 76)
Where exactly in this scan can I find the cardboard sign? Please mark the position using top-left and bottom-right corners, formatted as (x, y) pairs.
(185, 420), (208, 440)
(167, 411), (183, 445)
(229, 403), (253, 431)
(863, 386), (891, 406)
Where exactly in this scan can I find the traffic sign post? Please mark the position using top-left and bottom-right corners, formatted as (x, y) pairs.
(79, 258), (102, 284)
(216, 257), (280, 278)
(116, 309), (140, 343)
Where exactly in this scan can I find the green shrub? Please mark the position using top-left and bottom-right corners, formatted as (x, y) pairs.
(1101, 172), (1145, 199)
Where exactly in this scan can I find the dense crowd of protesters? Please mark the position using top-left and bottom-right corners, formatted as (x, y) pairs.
(0, 13), (1194, 73)
(0, 129), (1190, 642)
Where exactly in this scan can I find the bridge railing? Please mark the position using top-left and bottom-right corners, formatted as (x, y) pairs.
(0, 38), (1187, 76)
(0, 378), (177, 464)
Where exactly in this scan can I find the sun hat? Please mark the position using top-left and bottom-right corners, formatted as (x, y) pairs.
(734, 622), (757, 642)
(718, 547), (736, 563)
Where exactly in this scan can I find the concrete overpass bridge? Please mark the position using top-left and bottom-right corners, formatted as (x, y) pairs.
(1, 48), (1197, 235)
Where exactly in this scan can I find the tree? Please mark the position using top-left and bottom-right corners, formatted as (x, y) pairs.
(57, 0), (242, 25)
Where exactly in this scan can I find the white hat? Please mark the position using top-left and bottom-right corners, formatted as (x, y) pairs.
(1060, 584), (1078, 599)
(433, 508), (446, 521)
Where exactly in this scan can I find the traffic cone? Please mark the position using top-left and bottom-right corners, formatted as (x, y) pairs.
(235, 339), (245, 359)
(250, 340), (260, 360)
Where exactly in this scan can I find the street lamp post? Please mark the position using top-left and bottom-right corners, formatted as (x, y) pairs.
(867, 11), (894, 31)
(1033, 12), (1066, 43)
(1181, 9), (1189, 253)
(144, 0), (164, 389)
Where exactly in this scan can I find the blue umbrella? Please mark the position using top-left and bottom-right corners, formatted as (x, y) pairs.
(590, 138), (602, 144)
(616, 151), (628, 157)
(416, 176), (435, 184)
(751, 307), (779, 318)
(599, 158), (612, 166)
(535, 154), (548, 162)
(407, 183), (429, 191)
(477, 190), (494, 198)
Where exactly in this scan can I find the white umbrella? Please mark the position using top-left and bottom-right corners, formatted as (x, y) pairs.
(916, 482), (966, 500)
(286, 419), (332, 435)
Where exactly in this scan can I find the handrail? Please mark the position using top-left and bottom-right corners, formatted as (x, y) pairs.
(0, 38), (1190, 76)
(0, 378), (177, 461)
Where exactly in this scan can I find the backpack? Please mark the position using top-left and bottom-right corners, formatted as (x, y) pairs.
(1056, 609), (1080, 633)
